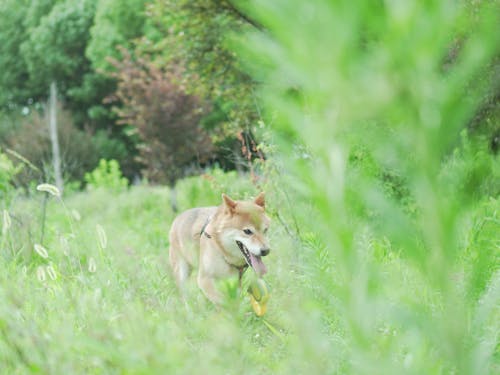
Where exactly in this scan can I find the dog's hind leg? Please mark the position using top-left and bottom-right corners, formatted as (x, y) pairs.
(169, 246), (191, 297)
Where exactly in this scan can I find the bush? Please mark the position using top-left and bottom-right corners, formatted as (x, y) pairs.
(0, 148), (22, 206)
(108, 50), (213, 185)
(175, 166), (257, 210)
(89, 129), (138, 179)
(3, 106), (100, 187)
(84, 159), (128, 192)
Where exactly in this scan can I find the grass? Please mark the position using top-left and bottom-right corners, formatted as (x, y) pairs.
(1, 180), (296, 374)
(1, 168), (497, 374)
(1, 0), (499, 373)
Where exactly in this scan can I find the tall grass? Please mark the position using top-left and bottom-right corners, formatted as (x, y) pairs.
(0, 173), (286, 374)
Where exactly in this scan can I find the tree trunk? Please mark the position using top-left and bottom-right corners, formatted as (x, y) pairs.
(169, 181), (178, 213)
(49, 82), (63, 194)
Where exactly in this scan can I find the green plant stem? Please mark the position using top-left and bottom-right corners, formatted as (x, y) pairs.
(40, 193), (48, 245)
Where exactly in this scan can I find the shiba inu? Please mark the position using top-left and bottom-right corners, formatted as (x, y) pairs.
(168, 192), (270, 304)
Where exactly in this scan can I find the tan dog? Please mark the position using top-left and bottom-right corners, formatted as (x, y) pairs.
(168, 193), (270, 304)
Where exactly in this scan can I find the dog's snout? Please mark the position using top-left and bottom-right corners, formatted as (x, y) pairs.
(260, 247), (270, 256)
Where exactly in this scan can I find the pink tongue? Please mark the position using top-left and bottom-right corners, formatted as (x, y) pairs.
(249, 253), (267, 276)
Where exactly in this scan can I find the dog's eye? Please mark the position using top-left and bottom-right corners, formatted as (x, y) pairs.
(243, 229), (253, 235)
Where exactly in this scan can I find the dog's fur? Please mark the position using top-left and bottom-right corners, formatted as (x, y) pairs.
(169, 193), (270, 303)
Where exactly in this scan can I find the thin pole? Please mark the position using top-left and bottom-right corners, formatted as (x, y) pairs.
(49, 82), (63, 194)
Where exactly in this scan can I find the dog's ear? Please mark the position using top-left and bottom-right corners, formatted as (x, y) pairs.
(254, 192), (265, 208)
(222, 193), (237, 212)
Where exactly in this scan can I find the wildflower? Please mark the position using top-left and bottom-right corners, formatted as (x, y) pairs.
(60, 236), (70, 256)
(2, 210), (11, 232)
(36, 266), (46, 282)
(71, 209), (81, 221)
(46, 265), (57, 280)
(88, 257), (97, 273)
(34, 244), (49, 259)
(36, 183), (60, 197)
(96, 224), (107, 249)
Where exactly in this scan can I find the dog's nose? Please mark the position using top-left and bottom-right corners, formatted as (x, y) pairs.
(260, 247), (270, 256)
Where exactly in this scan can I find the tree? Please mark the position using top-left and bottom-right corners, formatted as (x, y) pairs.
(0, 0), (146, 178)
(86, 0), (149, 72)
(4, 105), (101, 186)
(0, 0), (34, 109)
(0, 0), (146, 129)
(19, 0), (98, 122)
(109, 50), (213, 185)
(143, 0), (260, 137)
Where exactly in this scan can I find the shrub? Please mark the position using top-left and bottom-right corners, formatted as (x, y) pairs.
(0, 148), (22, 206)
(3, 106), (100, 187)
(108, 50), (213, 185)
(89, 129), (138, 179)
(84, 159), (128, 192)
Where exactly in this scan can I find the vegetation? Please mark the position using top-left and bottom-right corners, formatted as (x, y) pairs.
(108, 50), (213, 185)
(0, 0), (260, 180)
(238, 1), (499, 373)
(84, 159), (129, 192)
(0, 0), (499, 374)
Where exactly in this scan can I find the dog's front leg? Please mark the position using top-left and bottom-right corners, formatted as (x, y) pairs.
(197, 273), (224, 304)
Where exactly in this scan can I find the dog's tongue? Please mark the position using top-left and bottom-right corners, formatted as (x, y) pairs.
(249, 253), (267, 276)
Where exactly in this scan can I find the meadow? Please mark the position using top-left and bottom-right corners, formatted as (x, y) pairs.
(1, 179), (276, 373)
(1, 156), (498, 374)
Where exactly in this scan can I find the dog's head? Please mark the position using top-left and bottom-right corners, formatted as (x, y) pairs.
(217, 192), (271, 276)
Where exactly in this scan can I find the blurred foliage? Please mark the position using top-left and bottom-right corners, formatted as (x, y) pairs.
(86, 0), (149, 72)
(143, 0), (259, 136)
(441, 130), (500, 200)
(1, 0), (498, 188)
(0, 0), (97, 121)
(84, 159), (129, 192)
(0, 0), (137, 173)
(462, 197), (500, 302)
(0, 0), (32, 109)
(2, 106), (100, 187)
(175, 166), (258, 210)
(0, 0), (267, 183)
(20, 0), (96, 108)
(0, 148), (22, 206)
(237, 0), (499, 373)
(108, 50), (213, 185)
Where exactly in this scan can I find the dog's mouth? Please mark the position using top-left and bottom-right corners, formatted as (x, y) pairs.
(236, 241), (267, 276)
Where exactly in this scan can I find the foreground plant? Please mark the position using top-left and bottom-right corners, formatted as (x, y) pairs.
(238, 0), (499, 373)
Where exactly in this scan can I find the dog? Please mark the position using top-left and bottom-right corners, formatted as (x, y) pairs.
(168, 192), (270, 304)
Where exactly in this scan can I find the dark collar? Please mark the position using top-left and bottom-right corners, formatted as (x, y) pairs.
(200, 216), (212, 239)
